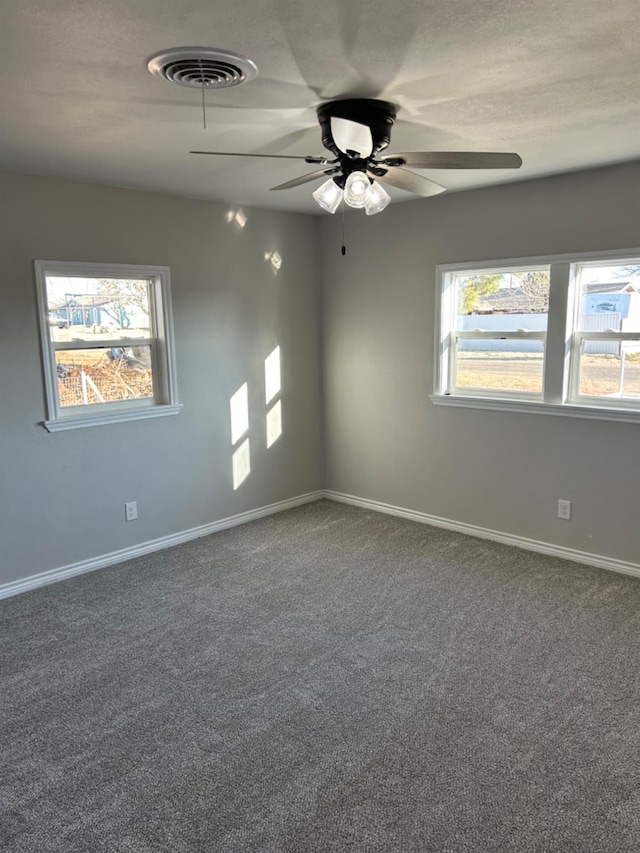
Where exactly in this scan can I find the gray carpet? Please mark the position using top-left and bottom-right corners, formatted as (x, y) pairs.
(1, 500), (639, 852)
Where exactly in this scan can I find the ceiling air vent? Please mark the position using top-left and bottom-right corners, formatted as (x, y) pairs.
(147, 47), (258, 90)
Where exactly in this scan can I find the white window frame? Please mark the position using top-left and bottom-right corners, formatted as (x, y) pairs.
(35, 260), (181, 432)
(432, 249), (640, 424)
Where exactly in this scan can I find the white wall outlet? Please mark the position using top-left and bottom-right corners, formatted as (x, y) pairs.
(558, 499), (572, 520)
(125, 501), (138, 522)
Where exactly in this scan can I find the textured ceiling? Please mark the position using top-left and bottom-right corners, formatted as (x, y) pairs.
(1, 0), (640, 213)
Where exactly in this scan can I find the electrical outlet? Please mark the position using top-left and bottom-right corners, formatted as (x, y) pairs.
(125, 501), (138, 522)
(558, 499), (571, 520)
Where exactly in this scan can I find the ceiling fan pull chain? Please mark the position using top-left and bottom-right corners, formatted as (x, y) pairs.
(341, 202), (346, 256)
(201, 84), (207, 130)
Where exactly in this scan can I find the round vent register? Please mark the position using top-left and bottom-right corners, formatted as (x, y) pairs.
(147, 47), (258, 89)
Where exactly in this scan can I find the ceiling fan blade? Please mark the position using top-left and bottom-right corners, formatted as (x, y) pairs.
(270, 168), (339, 191)
(382, 152), (523, 170)
(375, 166), (446, 198)
(190, 150), (326, 162)
(330, 117), (374, 158)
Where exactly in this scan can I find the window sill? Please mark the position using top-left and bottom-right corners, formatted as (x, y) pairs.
(430, 395), (640, 424)
(42, 403), (182, 432)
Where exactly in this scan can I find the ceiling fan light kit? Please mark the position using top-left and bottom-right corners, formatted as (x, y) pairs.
(311, 173), (391, 215)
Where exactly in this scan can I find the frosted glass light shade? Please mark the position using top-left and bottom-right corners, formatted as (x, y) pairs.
(344, 171), (370, 208)
(312, 178), (343, 213)
(364, 180), (391, 215)
(330, 117), (373, 158)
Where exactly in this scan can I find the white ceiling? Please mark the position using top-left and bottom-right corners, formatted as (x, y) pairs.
(2, 0), (640, 214)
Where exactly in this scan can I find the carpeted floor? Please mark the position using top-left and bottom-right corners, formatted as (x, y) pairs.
(1, 500), (639, 852)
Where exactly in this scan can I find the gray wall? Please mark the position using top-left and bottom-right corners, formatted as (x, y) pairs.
(2, 162), (639, 589)
(0, 171), (324, 586)
(321, 162), (640, 564)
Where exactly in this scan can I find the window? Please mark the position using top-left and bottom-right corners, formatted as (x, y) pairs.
(571, 262), (640, 404)
(35, 261), (181, 431)
(447, 266), (550, 398)
(433, 250), (640, 422)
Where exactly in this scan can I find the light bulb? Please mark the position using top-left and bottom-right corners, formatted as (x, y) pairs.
(344, 171), (371, 208)
(312, 178), (343, 214)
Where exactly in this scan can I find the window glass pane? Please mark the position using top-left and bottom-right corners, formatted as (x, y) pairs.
(578, 342), (640, 398)
(46, 277), (151, 343)
(454, 268), (550, 331)
(577, 263), (640, 334)
(55, 346), (153, 407)
(456, 340), (544, 394)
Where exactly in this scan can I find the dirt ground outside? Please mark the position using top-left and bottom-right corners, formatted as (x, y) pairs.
(55, 349), (153, 407)
(457, 352), (640, 397)
(54, 346), (640, 407)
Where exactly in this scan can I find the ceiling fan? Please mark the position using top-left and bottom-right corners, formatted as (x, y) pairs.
(191, 98), (522, 215)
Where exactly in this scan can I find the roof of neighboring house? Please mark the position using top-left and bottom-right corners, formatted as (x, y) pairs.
(582, 281), (638, 294)
(474, 288), (549, 314)
(473, 279), (639, 314)
(49, 295), (115, 310)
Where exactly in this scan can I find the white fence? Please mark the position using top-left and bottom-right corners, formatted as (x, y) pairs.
(458, 313), (621, 354)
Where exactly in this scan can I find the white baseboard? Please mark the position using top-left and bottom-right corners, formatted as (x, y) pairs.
(324, 490), (640, 580)
(3, 488), (637, 601)
(0, 491), (324, 601)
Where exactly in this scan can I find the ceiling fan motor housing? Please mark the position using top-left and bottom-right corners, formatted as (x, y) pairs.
(317, 99), (397, 159)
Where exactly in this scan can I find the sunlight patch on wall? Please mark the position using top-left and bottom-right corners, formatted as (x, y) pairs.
(266, 400), (282, 448)
(232, 438), (251, 490)
(264, 346), (281, 404)
(264, 346), (283, 448)
(230, 382), (249, 444)
(264, 250), (282, 273)
(225, 208), (247, 229)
